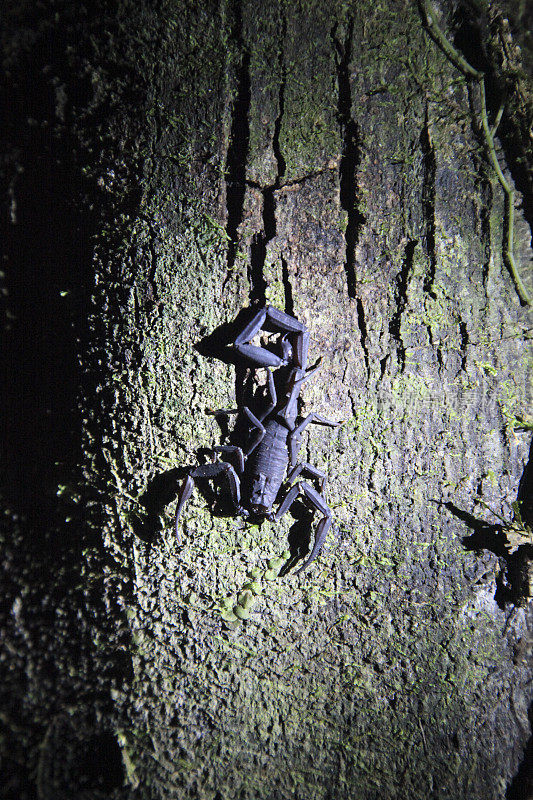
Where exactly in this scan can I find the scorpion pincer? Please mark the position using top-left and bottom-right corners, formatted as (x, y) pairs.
(175, 305), (340, 574)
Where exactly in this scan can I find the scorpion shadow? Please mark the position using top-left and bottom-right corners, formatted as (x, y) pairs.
(131, 460), (249, 547)
(194, 305), (255, 365)
(442, 437), (533, 608)
(279, 500), (316, 576)
(0, 9), (145, 793)
(130, 309), (256, 544)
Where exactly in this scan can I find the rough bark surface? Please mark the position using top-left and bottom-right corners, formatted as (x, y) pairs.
(1, 1), (532, 799)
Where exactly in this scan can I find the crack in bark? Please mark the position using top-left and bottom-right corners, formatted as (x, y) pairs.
(379, 355), (389, 380)
(480, 180), (492, 289)
(281, 256), (294, 316)
(347, 386), (358, 419)
(244, 168), (332, 193)
(389, 239), (418, 371)
(249, 192), (270, 305)
(332, 19), (365, 300)
(421, 105), (437, 299)
(356, 297), (370, 378)
(249, 12), (287, 307)
(224, 0), (250, 276)
(272, 24), (287, 187)
(459, 320), (469, 371)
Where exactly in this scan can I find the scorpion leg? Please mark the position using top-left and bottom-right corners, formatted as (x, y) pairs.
(208, 370), (275, 430)
(243, 406), (265, 454)
(286, 462), (327, 491)
(277, 375), (300, 429)
(175, 475), (195, 539)
(275, 480), (329, 520)
(288, 412), (340, 464)
(274, 480), (332, 572)
(212, 445), (245, 473)
(175, 462), (241, 541)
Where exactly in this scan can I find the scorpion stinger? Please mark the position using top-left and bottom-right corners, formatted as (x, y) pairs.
(174, 304), (340, 573)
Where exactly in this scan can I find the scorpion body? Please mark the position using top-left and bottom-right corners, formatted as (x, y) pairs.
(244, 419), (290, 514)
(175, 305), (339, 573)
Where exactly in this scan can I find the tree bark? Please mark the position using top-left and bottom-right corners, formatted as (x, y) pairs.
(1, 1), (532, 799)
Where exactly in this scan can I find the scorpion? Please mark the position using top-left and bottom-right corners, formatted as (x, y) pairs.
(175, 305), (340, 573)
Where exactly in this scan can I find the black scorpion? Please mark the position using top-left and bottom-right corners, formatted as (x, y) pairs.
(175, 305), (340, 573)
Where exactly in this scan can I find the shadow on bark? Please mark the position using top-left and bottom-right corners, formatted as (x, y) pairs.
(443, 437), (533, 799)
(0, 5), (142, 797)
(506, 695), (533, 800)
(443, 435), (532, 609)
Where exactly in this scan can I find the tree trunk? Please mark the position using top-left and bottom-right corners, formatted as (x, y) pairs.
(1, 1), (532, 798)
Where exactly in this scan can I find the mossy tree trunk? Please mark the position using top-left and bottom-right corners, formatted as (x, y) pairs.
(1, 1), (532, 798)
